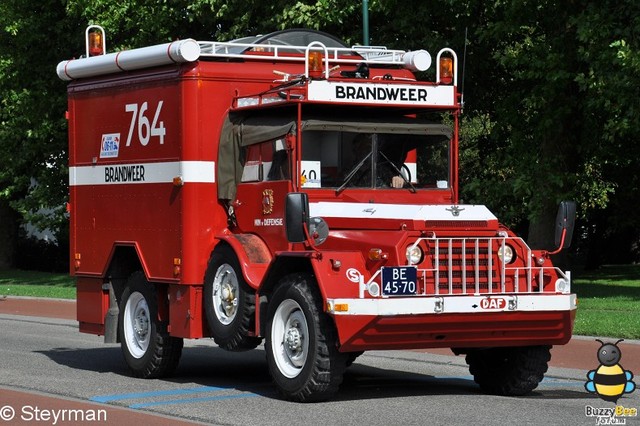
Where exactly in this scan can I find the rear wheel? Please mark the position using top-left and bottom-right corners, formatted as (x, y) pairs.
(119, 271), (183, 378)
(465, 345), (551, 396)
(204, 245), (261, 351)
(265, 273), (347, 402)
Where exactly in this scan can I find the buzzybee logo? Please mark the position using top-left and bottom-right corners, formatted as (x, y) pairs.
(585, 339), (636, 403)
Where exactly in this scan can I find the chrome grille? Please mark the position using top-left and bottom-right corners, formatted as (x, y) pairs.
(407, 236), (569, 296)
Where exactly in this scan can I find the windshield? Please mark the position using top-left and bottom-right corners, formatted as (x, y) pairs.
(216, 110), (453, 201)
(300, 129), (450, 190)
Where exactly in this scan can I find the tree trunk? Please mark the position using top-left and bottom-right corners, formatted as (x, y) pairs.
(0, 200), (18, 270)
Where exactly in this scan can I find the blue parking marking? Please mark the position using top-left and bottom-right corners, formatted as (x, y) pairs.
(539, 377), (585, 387)
(90, 386), (228, 403)
(129, 392), (258, 408)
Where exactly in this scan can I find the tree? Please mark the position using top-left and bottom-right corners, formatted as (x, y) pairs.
(0, 0), (82, 268)
(1, 0), (638, 269)
(460, 0), (640, 263)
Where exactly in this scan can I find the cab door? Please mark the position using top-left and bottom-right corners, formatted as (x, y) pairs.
(233, 138), (293, 252)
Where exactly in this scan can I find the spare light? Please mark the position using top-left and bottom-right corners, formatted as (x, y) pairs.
(89, 31), (104, 56)
(85, 25), (106, 57)
(368, 248), (388, 261)
(367, 282), (380, 297)
(555, 278), (569, 294)
(308, 51), (322, 75)
(439, 56), (453, 84)
(333, 303), (349, 312)
(173, 257), (181, 277)
(406, 244), (424, 265)
(497, 244), (515, 264)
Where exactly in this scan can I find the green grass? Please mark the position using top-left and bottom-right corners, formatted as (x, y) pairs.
(572, 264), (640, 340)
(0, 269), (75, 299)
(0, 265), (638, 339)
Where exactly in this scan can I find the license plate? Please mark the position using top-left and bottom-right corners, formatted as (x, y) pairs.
(381, 266), (417, 296)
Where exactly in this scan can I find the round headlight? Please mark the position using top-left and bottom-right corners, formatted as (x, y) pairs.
(497, 244), (515, 264)
(406, 245), (423, 265)
(367, 282), (380, 297)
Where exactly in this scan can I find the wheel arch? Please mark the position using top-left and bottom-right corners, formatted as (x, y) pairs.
(105, 244), (143, 303)
(215, 234), (272, 290)
(257, 254), (314, 336)
(103, 244), (170, 337)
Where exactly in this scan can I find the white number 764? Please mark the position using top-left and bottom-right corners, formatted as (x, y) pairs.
(125, 101), (166, 146)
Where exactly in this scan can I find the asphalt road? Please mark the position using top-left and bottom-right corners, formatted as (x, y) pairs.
(0, 310), (638, 426)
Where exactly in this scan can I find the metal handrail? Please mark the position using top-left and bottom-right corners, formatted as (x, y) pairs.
(198, 41), (413, 67)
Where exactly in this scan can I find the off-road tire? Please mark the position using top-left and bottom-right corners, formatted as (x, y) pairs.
(118, 271), (183, 378)
(346, 351), (364, 367)
(465, 345), (551, 396)
(203, 245), (261, 351)
(265, 273), (348, 402)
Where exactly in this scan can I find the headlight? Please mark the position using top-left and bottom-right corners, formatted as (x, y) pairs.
(406, 245), (424, 265)
(497, 244), (515, 264)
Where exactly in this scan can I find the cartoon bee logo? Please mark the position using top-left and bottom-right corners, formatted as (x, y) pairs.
(585, 339), (636, 402)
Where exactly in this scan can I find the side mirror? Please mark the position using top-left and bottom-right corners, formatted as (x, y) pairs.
(285, 192), (309, 243)
(554, 201), (576, 249)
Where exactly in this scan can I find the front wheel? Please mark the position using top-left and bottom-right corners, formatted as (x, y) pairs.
(119, 271), (183, 378)
(465, 345), (551, 396)
(203, 245), (261, 351)
(265, 273), (347, 402)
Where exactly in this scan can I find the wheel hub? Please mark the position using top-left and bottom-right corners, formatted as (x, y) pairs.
(133, 309), (149, 339)
(285, 324), (303, 353)
(220, 282), (237, 316)
(270, 298), (309, 378)
(124, 291), (151, 359)
(212, 266), (239, 325)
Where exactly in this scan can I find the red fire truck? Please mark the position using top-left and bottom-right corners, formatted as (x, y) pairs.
(57, 27), (576, 402)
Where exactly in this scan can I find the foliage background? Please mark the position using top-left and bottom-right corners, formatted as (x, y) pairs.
(1, 0), (638, 271)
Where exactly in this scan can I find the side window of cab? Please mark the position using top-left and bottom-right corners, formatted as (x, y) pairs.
(241, 139), (289, 182)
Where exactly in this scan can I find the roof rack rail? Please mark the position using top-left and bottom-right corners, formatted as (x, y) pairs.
(197, 41), (431, 71)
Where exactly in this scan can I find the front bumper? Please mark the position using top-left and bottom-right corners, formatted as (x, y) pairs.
(328, 294), (576, 352)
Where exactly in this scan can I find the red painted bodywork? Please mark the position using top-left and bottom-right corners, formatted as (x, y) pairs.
(67, 41), (574, 349)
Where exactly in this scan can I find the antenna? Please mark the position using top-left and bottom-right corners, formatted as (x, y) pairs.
(460, 27), (468, 112)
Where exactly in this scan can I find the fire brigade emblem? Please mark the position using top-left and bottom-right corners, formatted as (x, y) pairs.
(446, 205), (465, 217)
(262, 189), (274, 215)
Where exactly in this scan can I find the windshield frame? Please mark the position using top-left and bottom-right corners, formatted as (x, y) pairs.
(217, 107), (456, 201)
(298, 117), (453, 193)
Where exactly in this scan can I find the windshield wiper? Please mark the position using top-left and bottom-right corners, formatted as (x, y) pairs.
(335, 151), (372, 195)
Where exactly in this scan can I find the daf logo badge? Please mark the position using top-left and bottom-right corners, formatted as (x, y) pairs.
(445, 205), (465, 217)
